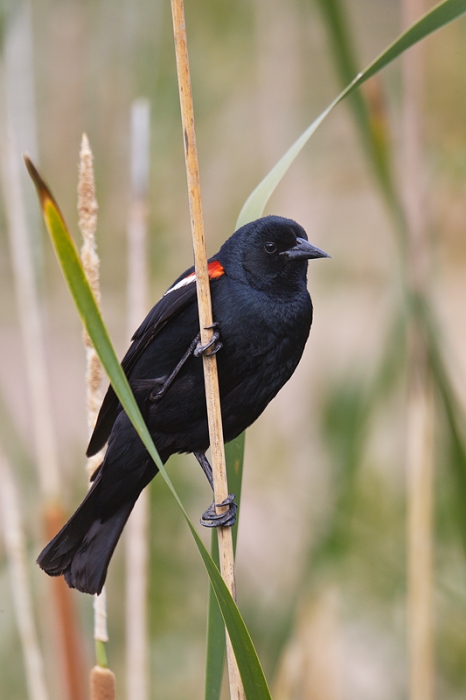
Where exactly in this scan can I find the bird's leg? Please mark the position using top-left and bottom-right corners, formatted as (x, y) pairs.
(152, 325), (222, 403)
(194, 322), (223, 357)
(193, 451), (237, 528)
(151, 335), (200, 401)
(193, 450), (214, 488)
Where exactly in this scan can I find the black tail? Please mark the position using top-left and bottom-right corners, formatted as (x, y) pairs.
(37, 477), (135, 595)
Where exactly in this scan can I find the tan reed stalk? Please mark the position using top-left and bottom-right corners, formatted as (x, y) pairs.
(1, 72), (86, 700)
(406, 364), (434, 700)
(0, 444), (49, 700)
(125, 98), (151, 700)
(273, 589), (341, 700)
(169, 2), (245, 697)
(402, 2), (434, 699)
(78, 134), (116, 698)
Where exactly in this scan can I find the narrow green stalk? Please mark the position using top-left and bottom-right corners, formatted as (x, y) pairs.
(95, 640), (108, 669)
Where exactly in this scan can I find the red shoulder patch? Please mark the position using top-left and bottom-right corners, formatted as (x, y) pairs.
(164, 261), (224, 297)
(208, 260), (224, 279)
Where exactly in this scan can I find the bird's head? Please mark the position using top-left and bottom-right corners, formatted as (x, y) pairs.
(217, 215), (329, 294)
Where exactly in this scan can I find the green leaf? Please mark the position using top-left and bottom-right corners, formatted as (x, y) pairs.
(316, 0), (399, 218)
(205, 531), (225, 700)
(24, 156), (272, 700)
(416, 295), (466, 554)
(236, 0), (466, 228)
(205, 433), (245, 700)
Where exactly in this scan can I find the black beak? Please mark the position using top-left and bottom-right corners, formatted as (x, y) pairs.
(281, 237), (330, 261)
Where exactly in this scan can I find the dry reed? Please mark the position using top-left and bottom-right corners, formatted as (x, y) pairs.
(274, 589), (341, 700)
(402, 1), (434, 698)
(78, 134), (116, 699)
(170, 1), (244, 696)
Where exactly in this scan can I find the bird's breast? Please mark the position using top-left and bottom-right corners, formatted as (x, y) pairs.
(212, 279), (312, 414)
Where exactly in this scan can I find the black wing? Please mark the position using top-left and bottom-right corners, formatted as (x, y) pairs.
(86, 271), (197, 457)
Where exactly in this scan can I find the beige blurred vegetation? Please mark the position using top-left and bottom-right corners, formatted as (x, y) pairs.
(0, 0), (466, 698)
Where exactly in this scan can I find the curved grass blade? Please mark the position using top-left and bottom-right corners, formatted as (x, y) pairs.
(205, 433), (245, 700)
(237, 0), (466, 227)
(316, 0), (399, 219)
(415, 295), (466, 554)
(24, 156), (272, 700)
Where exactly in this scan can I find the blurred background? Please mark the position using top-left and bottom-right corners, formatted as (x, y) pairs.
(0, 0), (466, 698)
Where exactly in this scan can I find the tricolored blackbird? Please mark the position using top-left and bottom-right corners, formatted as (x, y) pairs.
(37, 215), (329, 594)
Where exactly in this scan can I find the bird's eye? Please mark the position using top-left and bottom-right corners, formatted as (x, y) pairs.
(264, 241), (277, 254)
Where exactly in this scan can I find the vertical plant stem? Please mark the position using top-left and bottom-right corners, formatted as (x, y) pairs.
(4, 0), (41, 274)
(273, 588), (341, 700)
(78, 134), (116, 699)
(406, 355), (434, 700)
(402, 1), (434, 699)
(169, 1), (245, 698)
(0, 445), (49, 700)
(125, 98), (150, 700)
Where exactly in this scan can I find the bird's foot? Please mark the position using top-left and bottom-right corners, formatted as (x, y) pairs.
(200, 494), (237, 528)
(194, 323), (223, 357)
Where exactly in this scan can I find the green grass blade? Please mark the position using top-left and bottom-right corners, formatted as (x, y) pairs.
(316, 0), (398, 214)
(416, 295), (466, 554)
(237, 0), (466, 227)
(25, 156), (272, 700)
(225, 433), (245, 553)
(205, 531), (225, 700)
(205, 433), (245, 700)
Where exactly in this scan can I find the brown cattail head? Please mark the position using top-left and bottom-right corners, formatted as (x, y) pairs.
(78, 133), (100, 304)
(90, 666), (116, 700)
(78, 134), (104, 474)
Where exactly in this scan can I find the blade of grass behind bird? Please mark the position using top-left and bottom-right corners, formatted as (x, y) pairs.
(263, 310), (408, 673)
(315, 0), (403, 226)
(313, 311), (407, 568)
(418, 296), (466, 555)
(237, 0), (466, 228)
(24, 156), (272, 700)
(205, 434), (245, 700)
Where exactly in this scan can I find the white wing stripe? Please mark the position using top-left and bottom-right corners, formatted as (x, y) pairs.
(163, 272), (196, 296)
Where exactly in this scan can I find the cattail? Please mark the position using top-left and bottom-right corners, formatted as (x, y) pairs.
(78, 133), (104, 478)
(78, 134), (115, 699)
(90, 666), (116, 700)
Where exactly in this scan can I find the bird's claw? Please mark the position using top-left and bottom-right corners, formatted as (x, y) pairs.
(200, 494), (237, 528)
(194, 323), (223, 357)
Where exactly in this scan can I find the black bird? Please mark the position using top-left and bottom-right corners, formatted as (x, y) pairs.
(37, 215), (329, 594)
